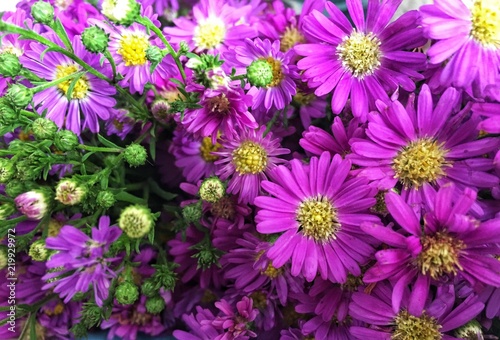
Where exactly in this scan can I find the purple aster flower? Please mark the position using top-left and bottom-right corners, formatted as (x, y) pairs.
(105, 108), (137, 140)
(211, 296), (258, 339)
(42, 216), (122, 306)
(258, 0), (326, 52)
(472, 102), (500, 134)
(295, 0), (427, 121)
(349, 282), (484, 339)
(214, 126), (290, 204)
(22, 34), (116, 134)
(139, 0), (179, 21)
(163, 0), (257, 54)
(169, 127), (221, 183)
(254, 151), (380, 283)
(173, 306), (223, 340)
(182, 86), (258, 144)
(56, 0), (104, 38)
(300, 116), (364, 157)
(221, 232), (303, 305)
(101, 295), (167, 340)
(349, 85), (500, 212)
(362, 184), (500, 313)
(224, 38), (298, 111)
(420, 0), (500, 96)
(38, 299), (81, 340)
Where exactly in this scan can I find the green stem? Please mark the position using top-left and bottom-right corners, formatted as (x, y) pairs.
(104, 50), (117, 81)
(78, 144), (122, 153)
(136, 16), (187, 83)
(32, 71), (85, 93)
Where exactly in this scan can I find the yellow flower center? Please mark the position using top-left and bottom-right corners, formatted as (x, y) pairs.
(392, 138), (450, 189)
(199, 137), (221, 162)
(337, 31), (382, 78)
(280, 26), (306, 52)
(250, 291), (268, 310)
(207, 94), (231, 115)
(193, 16), (227, 50)
(296, 195), (340, 242)
(392, 310), (442, 340)
(260, 57), (284, 87)
(417, 232), (465, 280)
(470, 0), (500, 49)
(262, 262), (283, 279)
(293, 91), (316, 106)
(232, 141), (268, 174)
(55, 64), (89, 99)
(45, 302), (65, 316)
(0, 45), (23, 57)
(118, 33), (149, 66)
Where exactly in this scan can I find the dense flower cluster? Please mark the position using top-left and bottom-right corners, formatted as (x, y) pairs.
(1, 0), (500, 339)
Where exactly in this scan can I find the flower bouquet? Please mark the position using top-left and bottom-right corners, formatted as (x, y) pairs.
(0, 0), (500, 339)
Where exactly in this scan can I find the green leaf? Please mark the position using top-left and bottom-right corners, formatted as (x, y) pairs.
(97, 134), (121, 149)
(53, 19), (73, 51)
(66, 72), (87, 101)
(169, 78), (184, 87)
(39, 46), (60, 63)
(81, 151), (95, 162)
(100, 176), (109, 190)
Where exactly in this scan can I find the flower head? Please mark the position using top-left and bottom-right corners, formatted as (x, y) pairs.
(295, 0), (426, 120)
(255, 151), (380, 283)
(15, 189), (52, 220)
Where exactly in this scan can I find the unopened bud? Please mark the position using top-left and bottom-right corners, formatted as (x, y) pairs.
(118, 205), (154, 238)
(32, 117), (58, 140)
(81, 26), (109, 54)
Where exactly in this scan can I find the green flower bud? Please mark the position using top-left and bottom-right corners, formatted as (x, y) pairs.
(96, 190), (116, 209)
(123, 143), (147, 167)
(178, 41), (189, 56)
(152, 263), (177, 291)
(54, 130), (79, 152)
(101, 0), (140, 26)
(32, 117), (58, 140)
(0, 97), (18, 124)
(145, 295), (165, 314)
(146, 45), (163, 63)
(118, 205), (154, 238)
(454, 319), (482, 340)
(55, 179), (86, 206)
(0, 203), (16, 220)
(246, 59), (273, 87)
(182, 202), (202, 223)
(0, 158), (15, 183)
(29, 240), (49, 261)
(192, 245), (222, 270)
(199, 177), (225, 203)
(0, 53), (22, 77)
(151, 99), (172, 123)
(5, 179), (28, 198)
(6, 84), (33, 108)
(14, 188), (53, 220)
(71, 292), (87, 302)
(81, 26), (109, 54)
(31, 1), (55, 25)
(80, 302), (103, 329)
(115, 281), (139, 305)
(15, 160), (38, 182)
(141, 279), (157, 297)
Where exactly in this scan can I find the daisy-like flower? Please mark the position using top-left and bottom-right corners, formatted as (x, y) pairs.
(37, 299), (81, 340)
(258, 0), (326, 52)
(163, 0), (257, 54)
(22, 34), (116, 134)
(362, 184), (500, 313)
(173, 306), (223, 340)
(214, 126), (290, 204)
(349, 282), (485, 339)
(181, 86), (258, 144)
(42, 216), (122, 306)
(169, 127), (221, 183)
(224, 38), (298, 111)
(106, 11), (177, 95)
(349, 85), (500, 210)
(295, 0), (427, 121)
(254, 151), (380, 283)
(420, 0), (500, 96)
(300, 116), (364, 157)
(221, 232), (303, 305)
(211, 296), (258, 339)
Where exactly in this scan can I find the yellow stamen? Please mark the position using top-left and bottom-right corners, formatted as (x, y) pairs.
(393, 310), (442, 340)
(296, 195), (340, 242)
(470, 0), (500, 49)
(199, 137), (221, 162)
(118, 33), (149, 66)
(280, 26), (306, 52)
(193, 16), (227, 50)
(55, 64), (89, 99)
(337, 31), (382, 78)
(417, 232), (465, 279)
(232, 141), (268, 174)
